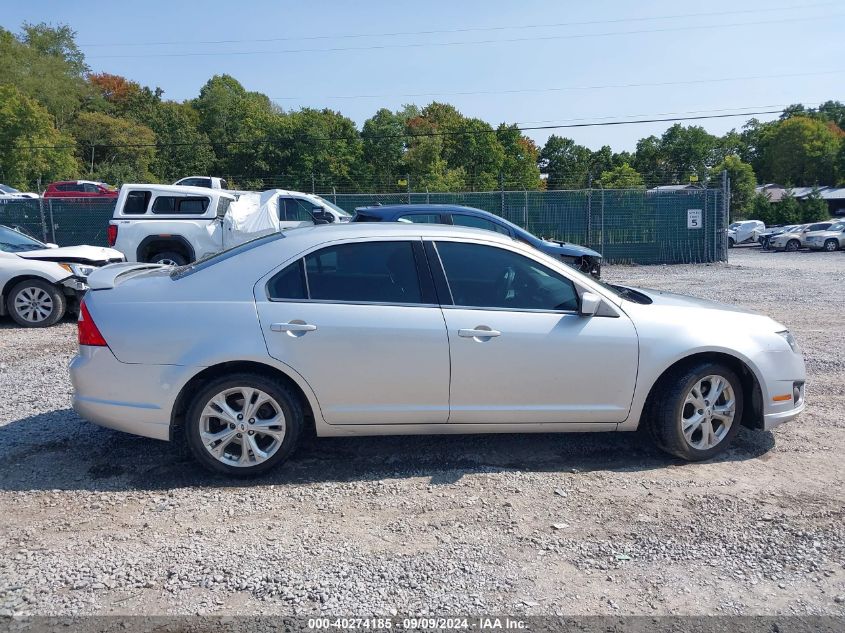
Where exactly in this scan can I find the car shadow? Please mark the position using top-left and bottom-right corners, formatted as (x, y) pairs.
(0, 409), (776, 492)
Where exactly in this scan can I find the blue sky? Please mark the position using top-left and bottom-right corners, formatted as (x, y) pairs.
(4, 1), (842, 151)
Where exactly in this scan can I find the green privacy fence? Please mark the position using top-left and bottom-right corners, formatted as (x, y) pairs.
(330, 188), (728, 264)
(0, 188), (727, 265)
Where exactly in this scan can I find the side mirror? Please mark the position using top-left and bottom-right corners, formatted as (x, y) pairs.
(313, 218), (330, 225)
(46, 243), (59, 249)
(579, 291), (601, 317)
(312, 207), (334, 223)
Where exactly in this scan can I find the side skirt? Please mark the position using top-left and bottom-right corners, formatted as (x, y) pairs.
(317, 422), (619, 437)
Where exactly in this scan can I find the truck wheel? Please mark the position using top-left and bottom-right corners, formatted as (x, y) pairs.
(7, 279), (66, 327)
(149, 251), (188, 266)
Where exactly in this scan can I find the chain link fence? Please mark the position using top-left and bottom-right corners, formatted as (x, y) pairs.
(0, 187), (727, 265)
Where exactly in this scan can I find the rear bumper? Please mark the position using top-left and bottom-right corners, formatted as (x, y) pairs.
(69, 346), (194, 442)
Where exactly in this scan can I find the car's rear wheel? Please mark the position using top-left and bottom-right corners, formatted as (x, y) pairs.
(149, 251), (188, 266)
(648, 362), (743, 461)
(7, 279), (66, 327)
(785, 239), (800, 252)
(185, 373), (302, 476)
(824, 239), (839, 252)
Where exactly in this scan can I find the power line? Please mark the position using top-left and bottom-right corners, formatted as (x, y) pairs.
(267, 70), (844, 101)
(79, 2), (834, 47)
(86, 14), (843, 59)
(18, 108), (786, 151)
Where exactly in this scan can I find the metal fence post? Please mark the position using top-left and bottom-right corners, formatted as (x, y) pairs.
(426, 187), (430, 204)
(600, 185), (605, 257)
(48, 199), (56, 244)
(523, 189), (528, 228)
(332, 186), (337, 205)
(37, 196), (48, 243)
(499, 172), (504, 217)
(587, 175), (593, 249)
(722, 169), (729, 261)
(406, 174), (411, 204)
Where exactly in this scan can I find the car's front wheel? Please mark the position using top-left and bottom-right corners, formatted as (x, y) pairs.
(785, 239), (800, 252)
(185, 373), (303, 476)
(6, 279), (66, 327)
(648, 362), (744, 461)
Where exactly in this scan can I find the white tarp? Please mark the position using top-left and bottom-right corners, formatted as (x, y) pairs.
(224, 189), (285, 245)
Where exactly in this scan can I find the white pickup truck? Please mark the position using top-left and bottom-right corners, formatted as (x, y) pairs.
(108, 185), (351, 265)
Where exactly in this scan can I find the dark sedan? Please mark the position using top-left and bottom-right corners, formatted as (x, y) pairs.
(352, 204), (603, 277)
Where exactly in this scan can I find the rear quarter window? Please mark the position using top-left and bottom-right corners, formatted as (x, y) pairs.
(123, 191), (151, 214)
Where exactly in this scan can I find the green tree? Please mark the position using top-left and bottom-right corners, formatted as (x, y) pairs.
(757, 116), (842, 185)
(658, 124), (718, 182)
(361, 108), (407, 187)
(539, 135), (593, 188)
(0, 26), (88, 129)
(20, 22), (87, 75)
(496, 124), (542, 190)
(0, 85), (77, 189)
(799, 189), (830, 223)
(144, 102), (215, 182)
(69, 111), (156, 184)
(774, 192), (803, 225)
(712, 155), (756, 218)
(598, 163), (644, 188)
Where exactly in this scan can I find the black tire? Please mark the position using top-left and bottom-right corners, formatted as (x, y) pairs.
(6, 279), (66, 327)
(785, 239), (800, 252)
(824, 239), (839, 252)
(647, 362), (744, 462)
(728, 237), (735, 248)
(149, 251), (188, 266)
(185, 373), (303, 476)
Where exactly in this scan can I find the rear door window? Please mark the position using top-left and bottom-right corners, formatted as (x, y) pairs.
(451, 214), (511, 235)
(398, 213), (442, 224)
(267, 241), (424, 304)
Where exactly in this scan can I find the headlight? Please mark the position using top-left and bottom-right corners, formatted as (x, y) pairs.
(59, 263), (97, 278)
(776, 330), (800, 353)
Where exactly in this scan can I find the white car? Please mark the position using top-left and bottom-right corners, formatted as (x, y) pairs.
(173, 176), (229, 190)
(0, 184), (39, 200)
(0, 225), (124, 327)
(727, 220), (765, 247)
(71, 223), (805, 476)
(109, 185), (351, 265)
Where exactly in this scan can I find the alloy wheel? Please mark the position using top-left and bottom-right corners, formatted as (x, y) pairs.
(680, 375), (736, 450)
(199, 387), (287, 467)
(13, 286), (54, 324)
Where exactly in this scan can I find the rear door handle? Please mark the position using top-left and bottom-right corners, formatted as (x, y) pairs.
(458, 327), (501, 338)
(271, 322), (317, 333)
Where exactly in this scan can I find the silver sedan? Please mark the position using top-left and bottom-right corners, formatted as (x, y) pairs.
(70, 224), (806, 475)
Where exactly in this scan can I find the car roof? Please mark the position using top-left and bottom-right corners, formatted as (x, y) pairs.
(355, 204), (491, 216)
(278, 220), (515, 245)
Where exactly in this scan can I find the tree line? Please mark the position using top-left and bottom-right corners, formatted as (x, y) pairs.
(1, 23), (843, 222)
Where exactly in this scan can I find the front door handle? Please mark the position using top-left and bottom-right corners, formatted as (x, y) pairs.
(271, 321), (317, 334)
(458, 327), (501, 339)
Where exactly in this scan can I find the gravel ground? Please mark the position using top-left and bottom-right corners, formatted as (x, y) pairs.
(0, 247), (843, 617)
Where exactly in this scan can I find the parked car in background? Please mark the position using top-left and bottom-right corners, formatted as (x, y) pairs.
(727, 220), (764, 247)
(110, 185), (350, 265)
(757, 225), (800, 250)
(352, 204), (603, 277)
(768, 222), (835, 251)
(173, 176), (229, 190)
(71, 223), (805, 476)
(804, 222), (845, 251)
(0, 184), (39, 200)
(43, 180), (118, 199)
(0, 224), (124, 327)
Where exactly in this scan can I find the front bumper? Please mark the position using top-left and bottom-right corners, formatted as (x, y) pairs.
(763, 399), (805, 431)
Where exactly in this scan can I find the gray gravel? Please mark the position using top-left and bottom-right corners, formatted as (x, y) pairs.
(0, 247), (844, 616)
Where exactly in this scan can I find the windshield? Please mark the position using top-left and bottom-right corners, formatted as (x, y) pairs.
(0, 184), (20, 194)
(0, 225), (47, 252)
(313, 196), (351, 218)
(171, 232), (284, 279)
(830, 223), (845, 231)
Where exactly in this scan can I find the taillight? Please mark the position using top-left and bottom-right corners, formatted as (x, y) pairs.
(107, 224), (118, 246)
(78, 301), (108, 347)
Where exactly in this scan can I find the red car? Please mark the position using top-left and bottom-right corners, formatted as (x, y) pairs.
(43, 180), (118, 199)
